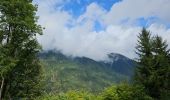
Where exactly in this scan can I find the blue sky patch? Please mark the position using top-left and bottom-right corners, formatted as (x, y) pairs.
(135, 16), (160, 27)
(61, 0), (121, 18)
(94, 20), (105, 32)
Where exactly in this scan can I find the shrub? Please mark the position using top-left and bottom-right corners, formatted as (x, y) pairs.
(37, 90), (95, 100)
(99, 83), (153, 100)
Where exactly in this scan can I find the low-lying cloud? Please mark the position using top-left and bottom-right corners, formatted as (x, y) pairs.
(34, 0), (170, 61)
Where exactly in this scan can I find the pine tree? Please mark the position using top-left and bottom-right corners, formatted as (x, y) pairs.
(135, 28), (153, 92)
(0, 0), (43, 99)
(135, 28), (170, 99)
(151, 36), (170, 99)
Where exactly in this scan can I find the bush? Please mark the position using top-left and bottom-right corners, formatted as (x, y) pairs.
(37, 83), (153, 100)
(99, 83), (153, 100)
(37, 90), (95, 100)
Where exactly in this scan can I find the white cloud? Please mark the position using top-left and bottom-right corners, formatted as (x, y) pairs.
(148, 24), (170, 45)
(103, 0), (170, 25)
(34, 0), (170, 61)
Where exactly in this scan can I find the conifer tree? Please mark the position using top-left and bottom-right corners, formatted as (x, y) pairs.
(151, 36), (170, 99)
(135, 28), (170, 99)
(135, 28), (153, 91)
(0, 0), (43, 99)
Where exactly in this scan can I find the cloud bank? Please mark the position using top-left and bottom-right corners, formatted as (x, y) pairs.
(34, 0), (170, 61)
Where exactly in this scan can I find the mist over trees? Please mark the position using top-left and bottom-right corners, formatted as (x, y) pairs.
(0, 0), (169, 100)
(37, 28), (170, 100)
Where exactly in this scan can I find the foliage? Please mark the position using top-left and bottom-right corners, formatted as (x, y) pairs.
(37, 83), (153, 100)
(99, 83), (153, 100)
(39, 51), (129, 94)
(0, 0), (43, 99)
(135, 28), (153, 84)
(135, 28), (170, 99)
(0, 0), (169, 99)
(37, 90), (95, 100)
(151, 35), (170, 99)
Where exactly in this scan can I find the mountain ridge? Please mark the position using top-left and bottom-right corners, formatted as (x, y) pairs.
(39, 50), (136, 93)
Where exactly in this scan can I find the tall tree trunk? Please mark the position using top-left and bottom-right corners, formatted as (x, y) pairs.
(0, 77), (4, 100)
(1, 78), (8, 100)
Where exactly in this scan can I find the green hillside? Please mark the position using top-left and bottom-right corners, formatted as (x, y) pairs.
(40, 51), (135, 93)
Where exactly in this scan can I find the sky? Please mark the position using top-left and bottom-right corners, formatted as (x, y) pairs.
(33, 0), (170, 61)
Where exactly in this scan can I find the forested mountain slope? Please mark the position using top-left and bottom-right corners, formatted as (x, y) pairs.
(39, 51), (136, 93)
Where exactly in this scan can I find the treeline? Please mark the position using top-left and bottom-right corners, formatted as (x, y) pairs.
(37, 83), (152, 100)
(0, 0), (169, 100)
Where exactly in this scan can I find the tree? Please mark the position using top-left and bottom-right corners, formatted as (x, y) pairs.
(0, 0), (43, 99)
(100, 83), (153, 100)
(151, 36), (170, 99)
(135, 28), (170, 99)
(135, 28), (153, 92)
(37, 90), (95, 100)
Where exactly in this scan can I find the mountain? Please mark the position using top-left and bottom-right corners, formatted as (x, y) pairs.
(39, 51), (136, 93)
(105, 53), (136, 76)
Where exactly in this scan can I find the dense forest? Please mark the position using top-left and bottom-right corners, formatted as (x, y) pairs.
(0, 0), (170, 100)
(39, 51), (134, 93)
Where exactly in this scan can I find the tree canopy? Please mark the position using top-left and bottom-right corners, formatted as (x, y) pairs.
(0, 0), (43, 99)
(135, 28), (170, 100)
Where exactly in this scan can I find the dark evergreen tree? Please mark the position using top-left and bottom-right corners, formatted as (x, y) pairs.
(135, 28), (170, 100)
(151, 36), (170, 99)
(135, 28), (153, 92)
(0, 0), (43, 99)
